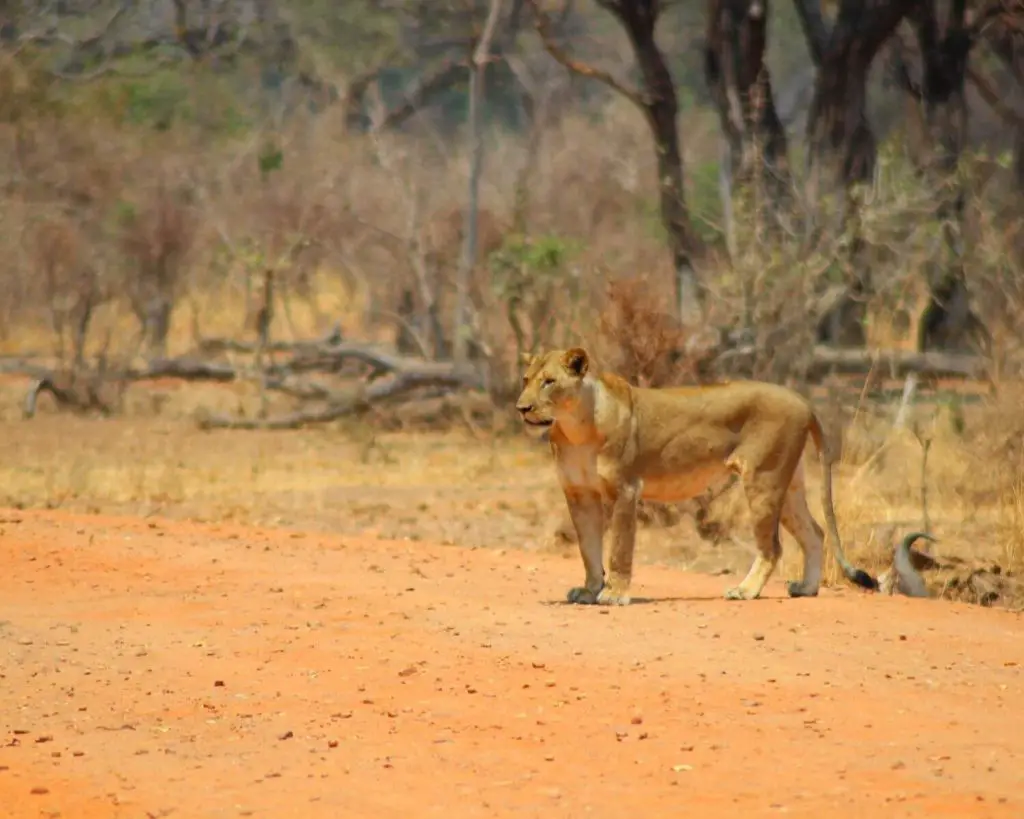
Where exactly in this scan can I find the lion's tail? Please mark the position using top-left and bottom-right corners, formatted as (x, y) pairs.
(808, 413), (879, 592)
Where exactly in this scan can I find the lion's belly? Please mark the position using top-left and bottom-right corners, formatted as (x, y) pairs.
(640, 463), (729, 502)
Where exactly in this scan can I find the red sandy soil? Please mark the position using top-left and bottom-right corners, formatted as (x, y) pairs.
(1, 509), (1022, 819)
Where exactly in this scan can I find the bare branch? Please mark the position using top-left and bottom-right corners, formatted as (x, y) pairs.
(523, 0), (647, 108)
(52, 55), (178, 83)
(967, 0), (1024, 38)
(356, 59), (469, 132)
(968, 65), (1024, 127)
(475, 0), (505, 65)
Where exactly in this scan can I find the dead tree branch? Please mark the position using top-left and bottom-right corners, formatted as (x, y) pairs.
(195, 346), (482, 430)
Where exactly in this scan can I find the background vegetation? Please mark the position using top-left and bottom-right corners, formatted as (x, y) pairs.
(0, 0), (1022, 605)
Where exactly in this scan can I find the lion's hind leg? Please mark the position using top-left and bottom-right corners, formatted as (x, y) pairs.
(724, 461), (786, 601)
(779, 463), (824, 598)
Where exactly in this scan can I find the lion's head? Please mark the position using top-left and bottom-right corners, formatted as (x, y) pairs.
(515, 347), (590, 432)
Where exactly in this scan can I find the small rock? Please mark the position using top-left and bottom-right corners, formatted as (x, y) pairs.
(753, 633), (765, 641)
(30, 787), (50, 795)
(672, 764), (693, 773)
(214, 680), (225, 687)
(630, 714), (643, 725)
(278, 731), (294, 741)
(328, 740), (339, 749)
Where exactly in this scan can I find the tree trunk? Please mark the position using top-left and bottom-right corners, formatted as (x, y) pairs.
(704, 0), (790, 258)
(910, 0), (989, 354)
(604, 0), (702, 326)
(454, 0), (503, 367)
(527, 0), (703, 325)
(800, 0), (912, 200)
(794, 0), (915, 348)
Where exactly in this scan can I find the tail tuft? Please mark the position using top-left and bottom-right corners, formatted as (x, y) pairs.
(847, 568), (879, 591)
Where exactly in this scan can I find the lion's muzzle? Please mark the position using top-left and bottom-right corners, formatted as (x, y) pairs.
(515, 401), (553, 428)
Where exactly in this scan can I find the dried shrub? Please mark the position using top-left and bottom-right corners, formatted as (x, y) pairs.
(119, 177), (198, 357)
(595, 275), (697, 388)
(27, 215), (104, 366)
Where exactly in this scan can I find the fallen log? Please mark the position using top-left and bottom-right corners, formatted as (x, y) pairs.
(122, 358), (237, 382)
(807, 345), (990, 381)
(707, 343), (991, 382)
(23, 373), (120, 418)
(195, 325), (343, 356)
(195, 358), (482, 430)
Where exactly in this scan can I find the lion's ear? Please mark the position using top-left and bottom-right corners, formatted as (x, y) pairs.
(519, 351), (535, 369)
(562, 347), (589, 378)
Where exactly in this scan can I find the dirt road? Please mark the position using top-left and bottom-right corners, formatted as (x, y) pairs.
(1, 509), (1021, 819)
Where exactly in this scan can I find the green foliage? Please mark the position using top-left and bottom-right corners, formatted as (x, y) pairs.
(489, 233), (580, 296)
(258, 143), (285, 179)
(114, 200), (139, 227)
(121, 72), (192, 130)
(489, 233), (582, 358)
(503, 234), (575, 271)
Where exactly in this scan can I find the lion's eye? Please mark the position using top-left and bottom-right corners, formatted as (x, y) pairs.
(542, 378), (555, 388)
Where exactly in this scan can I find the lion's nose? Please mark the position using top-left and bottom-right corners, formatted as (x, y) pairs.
(516, 402), (533, 415)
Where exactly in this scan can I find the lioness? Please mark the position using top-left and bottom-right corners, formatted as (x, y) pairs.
(515, 347), (878, 604)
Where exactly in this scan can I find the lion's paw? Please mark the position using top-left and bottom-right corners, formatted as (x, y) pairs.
(724, 585), (760, 601)
(566, 586), (601, 605)
(786, 580), (820, 598)
(597, 587), (631, 606)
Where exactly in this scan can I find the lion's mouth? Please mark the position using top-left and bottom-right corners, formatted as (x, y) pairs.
(523, 418), (553, 428)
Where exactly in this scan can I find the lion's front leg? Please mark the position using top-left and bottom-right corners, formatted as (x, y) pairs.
(563, 488), (605, 604)
(599, 479), (639, 606)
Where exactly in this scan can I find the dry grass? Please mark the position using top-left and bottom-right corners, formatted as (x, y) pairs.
(0, 373), (1020, 606)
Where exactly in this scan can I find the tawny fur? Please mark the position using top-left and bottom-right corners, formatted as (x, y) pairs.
(515, 347), (877, 605)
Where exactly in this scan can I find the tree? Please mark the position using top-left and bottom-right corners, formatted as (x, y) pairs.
(889, 0), (1020, 353)
(454, 0), (505, 367)
(704, 0), (791, 260)
(791, 0), (918, 347)
(526, 0), (704, 327)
